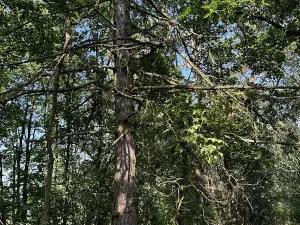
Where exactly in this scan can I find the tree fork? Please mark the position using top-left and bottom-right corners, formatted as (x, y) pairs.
(112, 0), (137, 224)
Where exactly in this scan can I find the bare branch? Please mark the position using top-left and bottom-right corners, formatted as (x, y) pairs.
(29, 130), (114, 143)
(134, 84), (300, 91)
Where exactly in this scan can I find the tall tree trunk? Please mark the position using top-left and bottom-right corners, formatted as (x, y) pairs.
(22, 109), (33, 221)
(62, 134), (71, 225)
(0, 152), (6, 225)
(12, 143), (16, 224)
(176, 151), (188, 225)
(41, 61), (59, 225)
(62, 74), (72, 225)
(112, 0), (137, 224)
(41, 19), (71, 225)
(16, 103), (29, 222)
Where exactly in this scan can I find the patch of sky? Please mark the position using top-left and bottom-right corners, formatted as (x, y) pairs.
(176, 53), (192, 80)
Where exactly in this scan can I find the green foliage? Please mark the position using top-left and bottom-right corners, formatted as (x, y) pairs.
(203, 0), (255, 18)
(1, 0), (300, 224)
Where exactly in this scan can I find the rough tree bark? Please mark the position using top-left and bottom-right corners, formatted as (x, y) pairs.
(112, 0), (137, 224)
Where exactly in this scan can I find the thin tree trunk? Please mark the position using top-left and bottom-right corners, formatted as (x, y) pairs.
(16, 103), (29, 222)
(41, 19), (71, 225)
(12, 144), (16, 224)
(95, 78), (105, 225)
(112, 0), (137, 224)
(16, 145), (21, 222)
(22, 109), (33, 221)
(41, 62), (59, 225)
(62, 75), (72, 225)
(176, 151), (188, 225)
(0, 152), (6, 225)
(96, 85), (104, 172)
(62, 134), (71, 225)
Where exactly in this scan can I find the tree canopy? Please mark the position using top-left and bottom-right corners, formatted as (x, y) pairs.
(1, 0), (300, 224)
